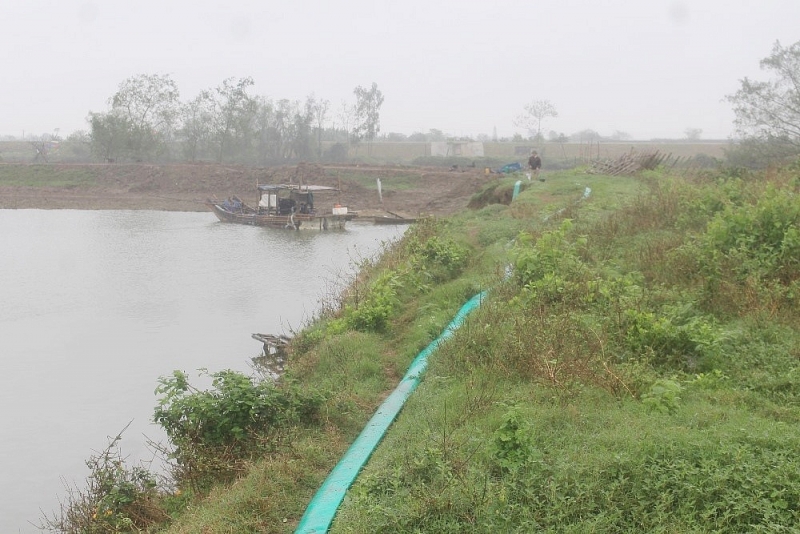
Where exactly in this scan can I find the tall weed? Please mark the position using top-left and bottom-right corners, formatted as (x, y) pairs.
(154, 370), (324, 490)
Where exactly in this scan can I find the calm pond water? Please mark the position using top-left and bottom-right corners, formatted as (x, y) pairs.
(0, 209), (405, 533)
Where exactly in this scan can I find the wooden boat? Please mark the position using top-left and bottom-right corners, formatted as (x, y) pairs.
(207, 183), (357, 230)
(373, 215), (417, 225)
(251, 333), (291, 376)
(373, 211), (417, 225)
(252, 333), (291, 355)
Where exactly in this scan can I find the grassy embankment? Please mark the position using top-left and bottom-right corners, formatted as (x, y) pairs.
(47, 162), (799, 532)
(153, 162), (800, 533)
(0, 163), (99, 187)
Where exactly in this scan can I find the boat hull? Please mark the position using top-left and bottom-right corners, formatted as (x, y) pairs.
(373, 216), (416, 225)
(207, 201), (355, 230)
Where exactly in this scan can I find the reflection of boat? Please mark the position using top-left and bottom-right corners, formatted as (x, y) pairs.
(251, 333), (291, 377)
(252, 333), (291, 355)
(207, 183), (357, 230)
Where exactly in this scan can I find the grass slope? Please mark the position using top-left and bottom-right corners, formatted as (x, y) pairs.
(172, 167), (800, 532)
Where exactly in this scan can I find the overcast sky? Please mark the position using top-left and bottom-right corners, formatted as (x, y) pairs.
(2, 0), (799, 140)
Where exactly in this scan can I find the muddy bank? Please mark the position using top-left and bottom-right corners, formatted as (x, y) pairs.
(0, 162), (492, 217)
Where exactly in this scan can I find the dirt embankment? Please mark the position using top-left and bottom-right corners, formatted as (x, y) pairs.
(0, 162), (494, 218)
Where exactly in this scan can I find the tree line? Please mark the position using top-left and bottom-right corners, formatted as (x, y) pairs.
(83, 74), (384, 164)
(10, 39), (800, 168)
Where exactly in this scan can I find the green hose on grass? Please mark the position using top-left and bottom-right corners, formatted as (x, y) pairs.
(295, 291), (487, 533)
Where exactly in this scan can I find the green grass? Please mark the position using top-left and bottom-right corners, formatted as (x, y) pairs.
(323, 167), (800, 532)
(0, 164), (98, 187)
(335, 380), (800, 532)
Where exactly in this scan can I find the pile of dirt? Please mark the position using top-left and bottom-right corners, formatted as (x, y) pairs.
(0, 162), (495, 217)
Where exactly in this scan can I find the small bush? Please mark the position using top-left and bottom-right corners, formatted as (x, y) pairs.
(342, 269), (401, 332)
(40, 427), (169, 533)
(702, 185), (800, 284)
(511, 220), (588, 288)
(490, 405), (538, 472)
(154, 370), (324, 489)
(408, 234), (469, 283)
(622, 307), (721, 370)
(641, 378), (683, 413)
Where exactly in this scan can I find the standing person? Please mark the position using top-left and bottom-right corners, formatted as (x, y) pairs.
(528, 150), (542, 180)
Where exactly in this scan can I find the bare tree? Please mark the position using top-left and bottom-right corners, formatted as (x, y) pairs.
(353, 82), (385, 154)
(336, 100), (357, 148)
(515, 100), (559, 141)
(311, 96), (330, 160)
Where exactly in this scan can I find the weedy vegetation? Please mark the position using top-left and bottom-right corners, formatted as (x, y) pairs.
(46, 162), (800, 532)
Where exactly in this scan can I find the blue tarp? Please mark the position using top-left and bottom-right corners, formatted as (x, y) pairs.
(497, 162), (522, 174)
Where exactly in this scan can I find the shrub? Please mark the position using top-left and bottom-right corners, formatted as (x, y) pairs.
(510, 220), (590, 305)
(342, 269), (401, 332)
(408, 234), (469, 283)
(490, 405), (538, 473)
(154, 370), (324, 488)
(622, 306), (721, 370)
(511, 220), (587, 287)
(40, 427), (169, 533)
(641, 378), (683, 413)
(702, 185), (800, 284)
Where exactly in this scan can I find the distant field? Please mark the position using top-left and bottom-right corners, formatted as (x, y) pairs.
(325, 140), (729, 165)
(0, 139), (729, 166)
(484, 140), (728, 162)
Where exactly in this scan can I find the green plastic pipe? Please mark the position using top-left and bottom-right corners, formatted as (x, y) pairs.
(295, 291), (486, 533)
(512, 180), (522, 200)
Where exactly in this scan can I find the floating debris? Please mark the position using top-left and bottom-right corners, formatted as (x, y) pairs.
(251, 333), (291, 376)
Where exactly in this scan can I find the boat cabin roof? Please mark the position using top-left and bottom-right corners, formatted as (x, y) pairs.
(257, 184), (339, 193)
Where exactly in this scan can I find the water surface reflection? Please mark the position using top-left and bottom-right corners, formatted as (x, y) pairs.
(0, 209), (405, 532)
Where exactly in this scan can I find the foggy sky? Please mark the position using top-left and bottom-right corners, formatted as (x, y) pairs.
(2, 0), (799, 140)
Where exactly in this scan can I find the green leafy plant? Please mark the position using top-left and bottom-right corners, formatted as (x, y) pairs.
(407, 234), (469, 283)
(154, 370), (324, 489)
(688, 369), (729, 389)
(510, 220), (589, 305)
(490, 405), (538, 472)
(342, 269), (401, 332)
(641, 378), (682, 414)
(701, 185), (800, 285)
(623, 307), (720, 370)
(39, 424), (169, 533)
